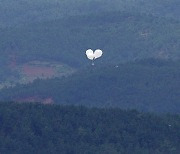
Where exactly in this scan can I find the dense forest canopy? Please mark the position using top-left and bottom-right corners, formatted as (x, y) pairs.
(1, 59), (179, 113)
(0, 102), (179, 154)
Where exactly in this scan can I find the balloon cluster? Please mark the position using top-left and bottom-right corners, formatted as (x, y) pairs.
(86, 49), (103, 61)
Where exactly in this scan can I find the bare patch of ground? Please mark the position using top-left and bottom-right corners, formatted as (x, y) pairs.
(0, 60), (75, 89)
(16, 96), (54, 104)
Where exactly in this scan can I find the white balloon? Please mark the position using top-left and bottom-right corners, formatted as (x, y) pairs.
(85, 49), (103, 61)
(94, 49), (103, 59)
(87, 53), (94, 60)
(86, 49), (95, 60)
(86, 49), (93, 56)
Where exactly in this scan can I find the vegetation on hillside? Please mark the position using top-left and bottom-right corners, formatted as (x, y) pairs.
(0, 1), (179, 83)
(0, 102), (179, 154)
(0, 11), (179, 83)
(0, 2), (179, 153)
(1, 11), (180, 67)
(0, 0), (179, 28)
(1, 59), (179, 113)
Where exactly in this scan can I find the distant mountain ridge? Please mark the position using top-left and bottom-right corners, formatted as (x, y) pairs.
(0, 0), (179, 28)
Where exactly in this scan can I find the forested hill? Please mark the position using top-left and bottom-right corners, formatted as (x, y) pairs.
(0, 11), (179, 83)
(0, 8), (180, 85)
(1, 59), (180, 113)
(1, 11), (179, 67)
(0, 0), (179, 28)
(0, 102), (179, 154)
(0, 0), (180, 90)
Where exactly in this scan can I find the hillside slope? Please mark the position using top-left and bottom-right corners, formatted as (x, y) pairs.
(0, 7), (179, 85)
(0, 12), (179, 77)
(1, 59), (179, 113)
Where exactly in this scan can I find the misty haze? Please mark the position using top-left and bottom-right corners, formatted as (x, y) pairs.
(0, 0), (179, 153)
